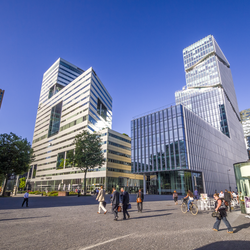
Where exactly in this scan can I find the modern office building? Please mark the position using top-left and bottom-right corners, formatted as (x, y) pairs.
(0, 89), (5, 109)
(131, 35), (248, 195)
(27, 58), (142, 192)
(240, 109), (250, 159)
(27, 58), (113, 191)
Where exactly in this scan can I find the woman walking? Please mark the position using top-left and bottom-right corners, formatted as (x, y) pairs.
(173, 190), (178, 205)
(96, 186), (107, 214)
(137, 189), (144, 212)
(213, 193), (233, 233)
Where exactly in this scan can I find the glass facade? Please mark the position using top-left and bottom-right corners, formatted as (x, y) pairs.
(175, 35), (231, 137)
(131, 105), (187, 174)
(234, 161), (250, 214)
(131, 105), (200, 195)
(240, 109), (250, 159)
(48, 102), (63, 137)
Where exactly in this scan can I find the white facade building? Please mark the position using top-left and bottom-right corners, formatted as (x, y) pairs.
(27, 58), (113, 191)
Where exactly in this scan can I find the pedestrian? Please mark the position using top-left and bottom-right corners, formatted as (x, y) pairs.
(219, 190), (224, 198)
(173, 190), (178, 205)
(224, 189), (232, 212)
(184, 190), (194, 212)
(96, 186), (107, 214)
(22, 190), (29, 207)
(96, 188), (99, 197)
(77, 189), (80, 197)
(194, 189), (199, 200)
(111, 187), (120, 221)
(120, 188), (130, 220)
(137, 189), (144, 212)
(212, 193), (233, 233)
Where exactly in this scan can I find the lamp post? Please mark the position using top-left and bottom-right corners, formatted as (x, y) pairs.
(227, 169), (231, 191)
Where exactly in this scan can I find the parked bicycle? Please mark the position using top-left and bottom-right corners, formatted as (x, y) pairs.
(181, 198), (198, 215)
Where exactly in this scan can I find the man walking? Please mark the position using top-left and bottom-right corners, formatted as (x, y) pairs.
(22, 191), (29, 207)
(96, 186), (107, 214)
(111, 187), (120, 221)
(120, 188), (130, 220)
(224, 189), (232, 212)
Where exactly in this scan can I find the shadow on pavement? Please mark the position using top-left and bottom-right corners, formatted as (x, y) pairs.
(129, 213), (172, 220)
(195, 241), (250, 250)
(0, 216), (50, 221)
(0, 194), (183, 210)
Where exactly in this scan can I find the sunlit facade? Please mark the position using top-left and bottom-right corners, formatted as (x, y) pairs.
(27, 58), (113, 191)
(240, 109), (250, 159)
(132, 35), (248, 195)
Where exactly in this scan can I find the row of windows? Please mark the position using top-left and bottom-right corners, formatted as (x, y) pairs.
(60, 61), (84, 75)
(60, 115), (87, 132)
(108, 141), (130, 151)
(107, 167), (131, 173)
(108, 158), (131, 166)
(91, 81), (112, 111)
(92, 73), (112, 104)
(108, 150), (131, 158)
(109, 133), (131, 143)
(37, 72), (91, 123)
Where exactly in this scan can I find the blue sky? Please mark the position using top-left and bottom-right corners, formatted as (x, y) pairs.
(0, 0), (250, 143)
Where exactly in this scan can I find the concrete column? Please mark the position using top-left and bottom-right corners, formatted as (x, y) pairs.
(143, 174), (146, 195)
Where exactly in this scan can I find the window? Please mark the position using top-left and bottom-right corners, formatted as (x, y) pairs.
(48, 102), (63, 137)
(97, 98), (107, 120)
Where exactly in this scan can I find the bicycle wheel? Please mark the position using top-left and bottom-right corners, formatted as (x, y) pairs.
(190, 203), (198, 215)
(181, 203), (187, 213)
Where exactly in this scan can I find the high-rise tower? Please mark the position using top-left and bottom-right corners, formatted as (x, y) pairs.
(27, 58), (113, 190)
(131, 35), (247, 195)
(175, 35), (240, 138)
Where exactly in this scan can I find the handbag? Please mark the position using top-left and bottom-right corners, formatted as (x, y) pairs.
(127, 204), (132, 209)
(117, 205), (122, 212)
(137, 197), (142, 203)
(211, 211), (221, 220)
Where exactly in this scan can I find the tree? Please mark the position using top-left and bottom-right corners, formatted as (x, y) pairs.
(19, 177), (26, 190)
(0, 133), (35, 196)
(72, 131), (105, 195)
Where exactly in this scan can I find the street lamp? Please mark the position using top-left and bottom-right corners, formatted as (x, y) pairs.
(227, 169), (231, 191)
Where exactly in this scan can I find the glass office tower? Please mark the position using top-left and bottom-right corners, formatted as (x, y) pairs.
(175, 35), (240, 138)
(240, 109), (250, 159)
(132, 35), (247, 195)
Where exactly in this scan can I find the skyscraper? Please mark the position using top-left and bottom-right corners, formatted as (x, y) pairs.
(175, 35), (240, 138)
(27, 58), (113, 190)
(0, 89), (5, 109)
(131, 35), (247, 195)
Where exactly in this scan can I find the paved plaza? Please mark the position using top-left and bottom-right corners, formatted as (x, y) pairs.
(0, 195), (249, 250)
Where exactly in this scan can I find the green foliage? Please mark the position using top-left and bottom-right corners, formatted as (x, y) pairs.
(69, 191), (78, 195)
(122, 133), (129, 137)
(19, 177), (26, 190)
(0, 133), (35, 196)
(72, 131), (105, 195)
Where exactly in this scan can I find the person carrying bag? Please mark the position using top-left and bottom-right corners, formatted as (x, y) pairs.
(212, 193), (233, 233)
(137, 189), (144, 212)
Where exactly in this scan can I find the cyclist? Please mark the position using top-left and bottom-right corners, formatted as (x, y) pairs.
(184, 190), (194, 212)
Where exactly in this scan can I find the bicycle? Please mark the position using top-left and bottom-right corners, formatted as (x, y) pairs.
(181, 198), (198, 215)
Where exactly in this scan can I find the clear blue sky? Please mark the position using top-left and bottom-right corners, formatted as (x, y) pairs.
(0, 0), (250, 143)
